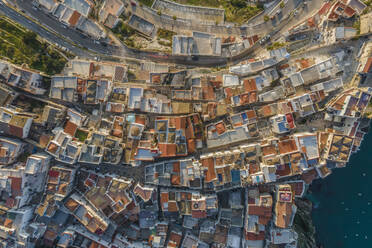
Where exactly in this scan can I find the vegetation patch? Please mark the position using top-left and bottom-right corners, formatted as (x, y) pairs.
(171, 0), (263, 24)
(362, 0), (372, 13)
(353, 18), (361, 35)
(138, 0), (154, 7)
(267, 41), (287, 50)
(112, 20), (136, 42)
(0, 17), (67, 75)
(157, 28), (176, 41)
(75, 129), (88, 142)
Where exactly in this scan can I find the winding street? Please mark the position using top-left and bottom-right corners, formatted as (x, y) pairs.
(0, 0), (324, 66)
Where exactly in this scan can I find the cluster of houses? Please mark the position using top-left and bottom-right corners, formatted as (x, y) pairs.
(0, 17), (371, 246)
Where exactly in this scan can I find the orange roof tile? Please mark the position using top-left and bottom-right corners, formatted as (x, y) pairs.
(243, 78), (258, 92)
(160, 192), (169, 205)
(275, 201), (293, 228)
(69, 11), (81, 27)
(135, 115), (146, 125)
(318, 2), (331, 15)
(262, 145), (277, 157)
(10, 177), (22, 196)
(171, 175), (181, 185)
(201, 157), (217, 183)
(248, 206), (272, 217)
(278, 139), (298, 154)
(245, 231), (265, 241)
(363, 57), (372, 73)
(215, 122), (226, 135)
(187, 139), (196, 154)
(168, 201), (179, 212)
(344, 6), (356, 17)
(301, 168), (318, 184)
(64, 121), (78, 136)
(261, 105), (274, 117)
(246, 110), (256, 119)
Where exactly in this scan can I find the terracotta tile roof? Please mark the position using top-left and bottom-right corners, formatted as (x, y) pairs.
(174, 116), (187, 130)
(5, 197), (15, 208)
(10, 177), (22, 196)
(187, 139), (196, 153)
(243, 78), (258, 92)
(262, 145), (277, 157)
(344, 6), (356, 17)
(261, 105), (274, 117)
(275, 164), (291, 177)
(301, 168), (318, 184)
(151, 74), (161, 84)
(168, 232), (182, 247)
(318, 2), (332, 15)
(279, 64), (290, 70)
(64, 121), (78, 136)
(168, 201), (179, 212)
(171, 175), (181, 185)
(307, 17), (316, 28)
(246, 110), (256, 119)
(160, 192), (168, 205)
(202, 85), (215, 100)
(289, 181), (305, 196)
(278, 139), (298, 154)
(158, 143), (177, 157)
(201, 157), (217, 183)
(245, 231), (265, 241)
(65, 198), (80, 212)
(3, 218), (13, 228)
(363, 57), (372, 73)
(69, 11), (81, 27)
(215, 122), (226, 135)
(135, 115), (146, 125)
(258, 215), (271, 225)
(248, 206), (272, 217)
(192, 210), (207, 218)
(275, 201), (293, 228)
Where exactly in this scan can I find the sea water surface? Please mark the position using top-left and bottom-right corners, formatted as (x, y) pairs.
(308, 125), (372, 248)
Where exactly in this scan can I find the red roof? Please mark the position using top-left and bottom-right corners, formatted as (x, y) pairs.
(192, 210), (207, 218)
(158, 144), (177, 157)
(201, 157), (217, 183)
(9, 125), (23, 138)
(64, 121), (78, 136)
(318, 2), (332, 16)
(248, 206), (272, 217)
(10, 177), (22, 196)
(69, 11), (81, 27)
(363, 58), (372, 73)
(245, 231), (265, 241)
(48, 170), (60, 178)
(243, 78), (258, 92)
(301, 168), (318, 184)
(215, 122), (226, 135)
(289, 181), (305, 196)
(285, 113), (295, 129)
(344, 6), (356, 17)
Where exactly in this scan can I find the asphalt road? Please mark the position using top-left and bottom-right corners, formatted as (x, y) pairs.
(3, 0), (229, 66)
(0, 0), (324, 67)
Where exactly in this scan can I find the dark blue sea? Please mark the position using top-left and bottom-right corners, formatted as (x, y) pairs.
(308, 126), (372, 248)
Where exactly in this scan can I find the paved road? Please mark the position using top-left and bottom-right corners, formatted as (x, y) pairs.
(0, 0), (323, 67)
(3, 0), (229, 66)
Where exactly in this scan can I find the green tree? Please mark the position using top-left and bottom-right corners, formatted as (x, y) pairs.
(231, 0), (247, 8)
